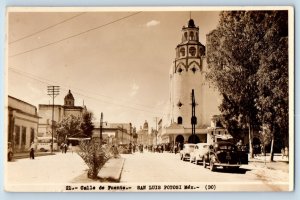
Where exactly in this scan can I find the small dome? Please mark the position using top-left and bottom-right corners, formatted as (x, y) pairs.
(143, 120), (148, 130)
(188, 19), (196, 28)
(65, 90), (74, 100)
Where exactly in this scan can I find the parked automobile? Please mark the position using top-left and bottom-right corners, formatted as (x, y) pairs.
(203, 141), (248, 171)
(179, 143), (196, 161)
(190, 143), (209, 165)
(7, 142), (13, 161)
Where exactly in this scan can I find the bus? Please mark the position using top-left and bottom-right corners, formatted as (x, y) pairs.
(37, 137), (58, 152)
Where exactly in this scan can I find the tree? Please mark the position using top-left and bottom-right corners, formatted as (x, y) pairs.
(56, 115), (82, 143)
(206, 11), (264, 158)
(255, 11), (288, 161)
(80, 111), (95, 138)
(206, 11), (289, 159)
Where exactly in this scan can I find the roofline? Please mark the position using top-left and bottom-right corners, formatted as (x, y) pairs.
(8, 95), (37, 109)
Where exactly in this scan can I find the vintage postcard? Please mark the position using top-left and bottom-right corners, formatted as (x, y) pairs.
(4, 7), (294, 192)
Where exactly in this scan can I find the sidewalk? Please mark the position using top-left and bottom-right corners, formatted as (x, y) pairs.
(12, 151), (55, 160)
(248, 154), (289, 173)
(98, 157), (125, 182)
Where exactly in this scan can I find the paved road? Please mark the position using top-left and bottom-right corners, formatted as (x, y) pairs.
(5, 151), (289, 192)
(120, 151), (289, 191)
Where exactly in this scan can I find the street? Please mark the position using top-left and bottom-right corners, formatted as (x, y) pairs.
(5, 151), (289, 192)
(121, 151), (289, 191)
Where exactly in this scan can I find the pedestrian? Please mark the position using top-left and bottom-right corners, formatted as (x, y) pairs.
(129, 143), (132, 153)
(236, 140), (243, 151)
(64, 143), (68, 153)
(29, 142), (35, 159)
(281, 148), (285, 159)
(60, 143), (64, 153)
(284, 146), (289, 160)
(69, 143), (73, 154)
(260, 144), (265, 156)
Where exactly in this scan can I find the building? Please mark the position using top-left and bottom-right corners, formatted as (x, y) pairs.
(38, 90), (86, 137)
(161, 18), (227, 146)
(92, 122), (133, 145)
(137, 120), (150, 146)
(7, 96), (39, 153)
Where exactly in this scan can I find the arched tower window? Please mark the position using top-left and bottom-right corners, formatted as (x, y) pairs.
(184, 32), (188, 41)
(180, 48), (185, 57)
(178, 116), (183, 124)
(190, 31), (194, 40)
(189, 47), (196, 56)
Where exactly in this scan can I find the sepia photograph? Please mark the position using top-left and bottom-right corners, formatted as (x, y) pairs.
(4, 7), (294, 192)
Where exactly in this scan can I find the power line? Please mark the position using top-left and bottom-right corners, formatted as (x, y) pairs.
(8, 66), (169, 111)
(9, 12), (142, 58)
(9, 12), (86, 44)
(8, 66), (168, 116)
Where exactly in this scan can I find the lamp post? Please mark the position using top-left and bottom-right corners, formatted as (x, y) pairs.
(99, 112), (107, 146)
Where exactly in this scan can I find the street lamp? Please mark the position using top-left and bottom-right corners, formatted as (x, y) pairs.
(99, 112), (107, 146)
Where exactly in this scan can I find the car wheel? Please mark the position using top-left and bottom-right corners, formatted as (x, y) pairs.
(210, 160), (215, 172)
(203, 158), (207, 168)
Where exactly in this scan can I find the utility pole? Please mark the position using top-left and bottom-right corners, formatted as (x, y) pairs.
(129, 123), (132, 143)
(121, 124), (124, 144)
(47, 86), (60, 153)
(191, 89), (197, 144)
(100, 112), (103, 146)
(153, 117), (159, 146)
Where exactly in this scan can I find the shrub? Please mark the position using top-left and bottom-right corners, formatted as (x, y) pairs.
(77, 139), (110, 179)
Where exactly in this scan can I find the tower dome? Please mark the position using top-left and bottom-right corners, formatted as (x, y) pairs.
(64, 90), (75, 106)
(188, 19), (196, 28)
(143, 120), (148, 131)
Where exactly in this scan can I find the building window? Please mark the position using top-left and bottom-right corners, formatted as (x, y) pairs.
(189, 47), (196, 56)
(21, 127), (26, 145)
(30, 128), (35, 143)
(190, 31), (194, 40)
(177, 101), (183, 108)
(178, 117), (183, 124)
(191, 66), (197, 74)
(180, 48), (185, 57)
(199, 134), (207, 143)
(15, 125), (20, 145)
(184, 32), (188, 40)
(177, 67), (183, 74)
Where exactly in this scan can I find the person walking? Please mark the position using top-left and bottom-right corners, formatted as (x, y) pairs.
(60, 143), (64, 153)
(64, 143), (68, 153)
(69, 143), (73, 154)
(29, 142), (35, 159)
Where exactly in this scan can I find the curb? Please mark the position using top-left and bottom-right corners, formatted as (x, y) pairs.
(98, 157), (125, 182)
(12, 152), (56, 160)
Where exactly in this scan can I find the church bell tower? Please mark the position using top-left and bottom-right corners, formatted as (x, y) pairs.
(170, 18), (206, 128)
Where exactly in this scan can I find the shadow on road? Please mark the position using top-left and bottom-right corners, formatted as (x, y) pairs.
(211, 167), (251, 174)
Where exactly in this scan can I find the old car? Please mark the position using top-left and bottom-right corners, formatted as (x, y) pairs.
(203, 141), (248, 171)
(180, 143), (196, 161)
(7, 142), (13, 161)
(189, 143), (209, 165)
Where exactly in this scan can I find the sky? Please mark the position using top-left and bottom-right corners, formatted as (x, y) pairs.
(7, 10), (220, 130)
